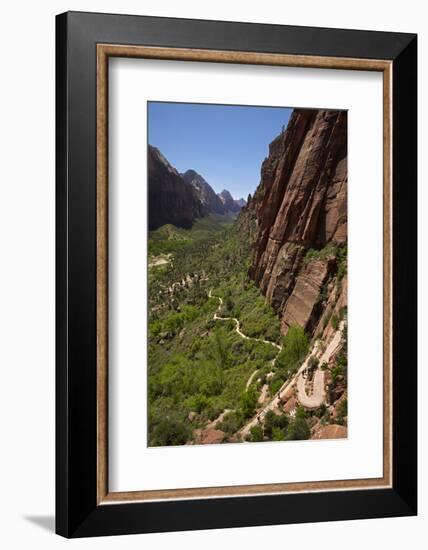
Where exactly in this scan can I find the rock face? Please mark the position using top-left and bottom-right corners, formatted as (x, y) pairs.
(311, 423), (347, 440)
(182, 169), (226, 215)
(148, 146), (205, 230)
(280, 258), (335, 334)
(218, 189), (242, 213)
(199, 428), (225, 445)
(149, 151), (245, 230)
(248, 109), (347, 336)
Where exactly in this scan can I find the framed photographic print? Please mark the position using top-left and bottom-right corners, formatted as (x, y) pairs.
(56, 11), (417, 538)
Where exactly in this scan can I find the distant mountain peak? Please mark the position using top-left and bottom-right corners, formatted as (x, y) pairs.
(149, 145), (179, 176)
(148, 147), (247, 229)
(218, 189), (242, 213)
(181, 169), (226, 215)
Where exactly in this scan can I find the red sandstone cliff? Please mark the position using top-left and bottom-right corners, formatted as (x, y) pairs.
(248, 109), (347, 336)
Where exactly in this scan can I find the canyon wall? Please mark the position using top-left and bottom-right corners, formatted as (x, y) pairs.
(248, 109), (347, 336)
(148, 147), (245, 230)
(148, 146), (205, 230)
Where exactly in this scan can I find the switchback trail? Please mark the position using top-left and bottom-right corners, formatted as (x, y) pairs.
(209, 290), (282, 390)
(207, 289), (344, 440)
(209, 290), (281, 351)
(208, 290), (282, 424)
(238, 321), (345, 438)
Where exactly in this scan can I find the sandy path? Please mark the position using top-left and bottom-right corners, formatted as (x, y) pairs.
(238, 321), (345, 437)
(148, 254), (171, 268)
(295, 321), (344, 409)
(208, 289), (344, 439)
(209, 290), (282, 391)
(238, 343), (321, 438)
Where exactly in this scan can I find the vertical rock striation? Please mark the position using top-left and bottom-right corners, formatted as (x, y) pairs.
(248, 109), (347, 335)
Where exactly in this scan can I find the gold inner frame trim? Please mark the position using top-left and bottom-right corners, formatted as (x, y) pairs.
(96, 44), (393, 505)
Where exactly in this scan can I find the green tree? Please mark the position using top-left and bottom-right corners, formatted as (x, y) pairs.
(264, 410), (277, 438)
(272, 426), (286, 441)
(264, 411), (289, 439)
(214, 332), (231, 370)
(150, 419), (190, 446)
(247, 425), (263, 442)
(240, 390), (258, 418)
(286, 417), (310, 441)
(276, 325), (309, 376)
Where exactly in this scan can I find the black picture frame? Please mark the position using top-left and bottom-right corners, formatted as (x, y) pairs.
(56, 10), (417, 538)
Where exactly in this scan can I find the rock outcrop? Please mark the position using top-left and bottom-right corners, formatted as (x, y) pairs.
(182, 169), (226, 215)
(148, 146), (205, 230)
(218, 189), (242, 213)
(248, 109), (347, 336)
(311, 423), (347, 440)
(149, 150), (245, 230)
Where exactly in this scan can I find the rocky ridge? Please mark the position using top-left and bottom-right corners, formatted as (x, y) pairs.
(181, 169), (226, 215)
(218, 189), (242, 213)
(149, 148), (245, 229)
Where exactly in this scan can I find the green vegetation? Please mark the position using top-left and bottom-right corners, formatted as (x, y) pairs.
(246, 425), (264, 442)
(286, 417), (311, 440)
(148, 213), (285, 446)
(217, 410), (245, 435)
(264, 410), (289, 438)
(215, 278), (281, 342)
(269, 325), (309, 395)
(337, 398), (348, 425)
(243, 409), (311, 443)
(303, 241), (346, 265)
(304, 241), (347, 293)
(148, 215), (234, 257)
(148, 210), (347, 446)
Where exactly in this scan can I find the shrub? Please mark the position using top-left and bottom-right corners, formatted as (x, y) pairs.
(185, 393), (209, 414)
(240, 389), (258, 418)
(150, 419), (190, 446)
(295, 405), (308, 420)
(264, 411), (289, 438)
(269, 377), (285, 396)
(331, 315), (339, 330)
(214, 332), (231, 370)
(149, 320), (162, 338)
(308, 355), (319, 369)
(337, 243), (347, 280)
(314, 404), (326, 418)
(275, 325), (309, 376)
(263, 410), (277, 437)
(247, 425), (264, 442)
(286, 417), (310, 441)
(331, 365), (343, 383)
(337, 398), (348, 419)
(272, 426), (286, 441)
(320, 410), (331, 425)
(218, 411), (244, 434)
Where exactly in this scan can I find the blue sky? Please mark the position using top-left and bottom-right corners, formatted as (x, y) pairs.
(148, 102), (292, 200)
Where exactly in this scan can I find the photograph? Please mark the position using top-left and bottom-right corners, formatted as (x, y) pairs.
(0, 1), (420, 544)
(147, 102), (348, 447)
